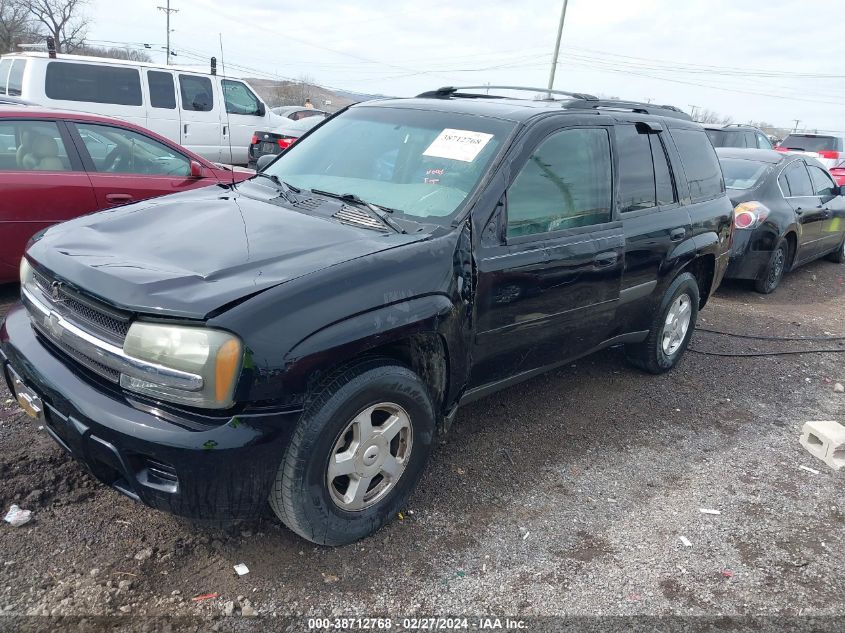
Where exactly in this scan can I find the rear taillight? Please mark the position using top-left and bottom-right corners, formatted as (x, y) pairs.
(775, 146), (789, 152)
(250, 134), (259, 145)
(277, 136), (297, 149)
(818, 150), (840, 159)
(733, 201), (771, 230)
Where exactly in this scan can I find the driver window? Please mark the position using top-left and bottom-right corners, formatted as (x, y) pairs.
(507, 128), (612, 238)
(75, 123), (190, 176)
(222, 79), (261, 116)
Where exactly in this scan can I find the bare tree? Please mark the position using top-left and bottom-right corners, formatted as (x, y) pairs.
(0, 0), (38, 53)
(77, 45), (152, 62)
(696, 108), (733, 125)
(24, 0), (87, 53)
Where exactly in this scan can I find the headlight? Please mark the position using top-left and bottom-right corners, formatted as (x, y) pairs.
(120, 323), (243, 409)
(19, 257), (32, 286)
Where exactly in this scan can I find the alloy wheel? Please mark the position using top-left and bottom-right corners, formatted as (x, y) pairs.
(661, 293), (692, 356)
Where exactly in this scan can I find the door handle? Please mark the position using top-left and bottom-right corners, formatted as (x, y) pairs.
(222, 125), (228, 136)
(670, 228), (686, 242)
(183, 123), (189, 135)
(594, 252), (618, 268)
(105, 193), (133, 204)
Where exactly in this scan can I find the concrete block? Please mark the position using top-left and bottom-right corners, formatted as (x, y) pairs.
(799, 421), (845, 471)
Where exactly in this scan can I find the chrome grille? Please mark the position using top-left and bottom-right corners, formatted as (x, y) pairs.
(37, 327), (121, 383)
(32, 269), (131, 344)
(333, 206), (388, 232)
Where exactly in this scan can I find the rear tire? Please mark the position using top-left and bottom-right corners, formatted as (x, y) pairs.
(826, 236), (845, 263)
(269, 358), (436, 546)
(625, 272), (699, 375)
(754, 240), (788, 293)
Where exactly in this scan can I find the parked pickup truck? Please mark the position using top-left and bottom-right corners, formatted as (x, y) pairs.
(1, 86), (732, 545)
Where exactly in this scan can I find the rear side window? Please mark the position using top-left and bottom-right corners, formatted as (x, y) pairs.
(147, 71), (176, 109)
(0, 59), (11, 95)
(45, 62), (142, 106)
(507, 127), (612, 238)
(7, 60), (25, 96)
(756, 133), (772, 150)
(617, 124), (677, 212)
(179, 75), (213, 112)
(0, 120), (71, 171)
(781, 161), (814, 197)
(808, 165), (836, 197)
(781, 135), (843, 152)
(670, 128), (724, 201)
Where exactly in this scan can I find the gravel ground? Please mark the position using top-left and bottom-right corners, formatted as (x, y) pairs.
(0, 261), (843, 627)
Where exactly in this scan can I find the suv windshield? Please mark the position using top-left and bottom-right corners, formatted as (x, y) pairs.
(780, 134), (842, 152)
(719, 158), (772, 190)
(264, 106), (514, 222)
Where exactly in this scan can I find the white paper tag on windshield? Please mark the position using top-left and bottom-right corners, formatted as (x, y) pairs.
(423, 129), (494, 163)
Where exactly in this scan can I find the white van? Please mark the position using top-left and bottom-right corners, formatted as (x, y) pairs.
(0, 52), (280, 165)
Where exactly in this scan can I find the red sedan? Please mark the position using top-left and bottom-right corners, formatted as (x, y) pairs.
(0, 105), (252, 283)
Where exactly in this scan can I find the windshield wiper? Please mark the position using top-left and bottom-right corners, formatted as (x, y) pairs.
(254, 172), (301, 202)
(311, 189), (405, 234)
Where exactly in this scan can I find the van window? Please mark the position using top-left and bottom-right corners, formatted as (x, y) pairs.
(147, 71), (176, 109)
(0, 120), (71, 171)
(8, 60), (25, 96)
(0, 59), (11, 95)
(507, 127), (613, 237)
(670, 128), (724, 201)
(179, 75), (213, 112)
(45, 62), (142, 106)
(222, 80), (261, 116)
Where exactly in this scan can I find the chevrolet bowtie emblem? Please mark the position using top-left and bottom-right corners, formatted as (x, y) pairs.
(50, 280), (62, 301)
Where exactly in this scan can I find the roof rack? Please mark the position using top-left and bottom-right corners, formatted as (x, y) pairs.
(562, 99), (692, 121)
(416, 85), (599, 101)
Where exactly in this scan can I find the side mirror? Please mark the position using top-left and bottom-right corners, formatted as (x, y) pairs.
(257, 102), (266, 117)
(256, 154), (276, 172)
(189, 160), (205, 178)
(835, 185), (843, 196)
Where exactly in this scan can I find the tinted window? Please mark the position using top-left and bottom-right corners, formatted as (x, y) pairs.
(0, 59), (11, 95)
(222, 80), (261, 116)
(720, 158), (771, 190)
(782, 161), (814, 197)
(652, 135), (676, 205)
(781, 135), (843, 152)
(179, 75), (213, 112)
(7, 60), (25, 96)
(0, 120), (71, 171)
(507, 128), (612, 237)
(45, 62), (142, 106)
(75, 123), (190, 176)
(809, 165), (836, 196)
(705, 129), (745, 148)
(617, 125), (655, 212)
(147, 71), (176, 109)
(756, 133), (772, 150)
(671, 128), (724, 200)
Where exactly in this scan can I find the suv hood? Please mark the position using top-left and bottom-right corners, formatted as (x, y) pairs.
(28, 183), (428, 319)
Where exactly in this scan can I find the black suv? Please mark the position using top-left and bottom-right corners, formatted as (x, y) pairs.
(704, 123), (773, 150)
(1, 86), (732, 545)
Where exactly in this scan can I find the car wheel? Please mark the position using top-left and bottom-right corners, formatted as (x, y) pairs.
(825, 236), (845, 263)
(754, 240), (788, 294)
(625, 272), (699, 375)
(269, 358), (436, 546)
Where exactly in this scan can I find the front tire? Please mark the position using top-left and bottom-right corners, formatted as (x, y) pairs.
(754, 239), (788, 293)
(269, 358), (436, 546)
(625, 272), (699, 374)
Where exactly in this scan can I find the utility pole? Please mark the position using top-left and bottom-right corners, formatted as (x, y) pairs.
(793, 119), (800, 132)
(688, 104), (700, 121)
(157, 1), (178, 65)
(546, 0), (569, 98)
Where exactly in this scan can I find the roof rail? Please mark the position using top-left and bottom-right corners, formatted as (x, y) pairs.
(416, 85), (599, 101)
(563, 99), (692, 121)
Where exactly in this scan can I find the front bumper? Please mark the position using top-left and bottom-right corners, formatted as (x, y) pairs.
(1, 303), (301, 521)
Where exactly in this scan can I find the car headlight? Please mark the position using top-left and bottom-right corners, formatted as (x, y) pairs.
(120, 322), (243, 409)
(19, 257), (32, 286)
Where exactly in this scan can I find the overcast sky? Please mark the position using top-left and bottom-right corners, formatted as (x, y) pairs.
(86, 0), (845, 132)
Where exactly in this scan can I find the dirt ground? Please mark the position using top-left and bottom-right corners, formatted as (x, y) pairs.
(0, 259), (843, 628)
